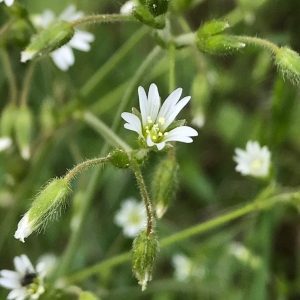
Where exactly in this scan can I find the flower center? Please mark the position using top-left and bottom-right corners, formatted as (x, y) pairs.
(128, 211), (142, 225)
(250, 159), (263, 172)
(21, 272), (37, 286)
(144, 116), (169, 142)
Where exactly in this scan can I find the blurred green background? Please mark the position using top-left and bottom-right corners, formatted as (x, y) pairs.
(1, 0), (300, 299)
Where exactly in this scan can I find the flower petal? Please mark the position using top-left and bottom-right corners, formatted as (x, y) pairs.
(69, 31), (94, 52)
(121, 112), (142, 135)
(58, 5), (84, 22)
(138, 86), (148, 126)
(157, 87), (182, 120)
(147, 83), (160, 122)
(0, 277), (21, 289)
(7, 288), (27, 300)
(51, 46), (75, 71)
(0, 270), (20, 280)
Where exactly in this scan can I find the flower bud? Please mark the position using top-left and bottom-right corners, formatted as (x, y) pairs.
(14, 178), (71, 242)
(275, 47), (300, 85)
(14, 105), (33, 160)
(133, 5), (166, 29)
(152, 154), (178, 218)
(21, 21), (74, 63)
(197, 20), (230, 39)
(0, 103), (17, 138)
(108, 149), (130, 169)
(132, 230), (159, 290)
(146, 0), (169, 17)
(196, 35), (245, 55)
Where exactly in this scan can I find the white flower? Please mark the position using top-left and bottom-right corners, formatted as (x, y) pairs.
(172, 254), (193, 281)
(191, 111), (205, 128)
(121, 83), (198, 150)
(0, 254), (47, 300)
(172, 254), (205, 281)
(120, 1), (136, 15)
(233, 141), (271, 178)
(0, 0), (14, 7)
(114, 198), (146, 238)
(0, 137), (12, 152)
(31, 5), (94, 71)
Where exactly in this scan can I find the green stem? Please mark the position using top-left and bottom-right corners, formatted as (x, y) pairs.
(64, 156), (109, 182)
(65, 190), (298, 283)
(20, 62), (36, 106)
(81, 26), (149, 97)
(0, 50), (18, 104)
(169, 43), (175, 93)
(70, 14), (135, 27)
(111, 46), (162, 131)
(83, 111), (132, 152)
(131, 161), (154, 235)
(237, 36), (280, 54)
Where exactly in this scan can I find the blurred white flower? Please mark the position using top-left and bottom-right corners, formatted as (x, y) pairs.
(120, 1), (136, 15)
(114, 198), (146, 237)
(233, 140), (271, 178)
(122, 83), (198, 150)
(229, 242), (261, 269)
(0, 254), (50, 300)
(31, 5), (94, 71)
(0, 0), (14, 7)
(191, 111), (205, 128)
(172, 254), (193, 281)
(0, 137), (12, 152)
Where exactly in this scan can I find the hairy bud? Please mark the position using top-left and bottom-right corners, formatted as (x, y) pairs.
(109, 149), (130, 169)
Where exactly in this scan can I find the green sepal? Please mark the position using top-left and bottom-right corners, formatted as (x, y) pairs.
(133, 5), (166, 29)
(146, 0), (169, 17)
(21, 21), (74, 61)
(166, 119), (186, 131)
(196, 35), (245, 55)
(197, 20), (230, 39)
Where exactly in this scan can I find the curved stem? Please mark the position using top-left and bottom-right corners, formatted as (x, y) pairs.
(237, 36), (280, 54)
(20, 62), (36, 106)
(70, 14), (135, 27)
(65, 190), (298, 283)
(169, 43), (175, 93)
(131, 161), (154, 235)
(83, 111), (132, 152)
(81, 26), (149, 97)
(0, 50), (18, 104)
(64, 156), (109, 182)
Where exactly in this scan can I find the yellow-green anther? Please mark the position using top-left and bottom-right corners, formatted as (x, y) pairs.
(132, 230), (159, 290)
(21, 21), (74, 63)
(14, 178), (71, 242)
(275, 47), (300, 85)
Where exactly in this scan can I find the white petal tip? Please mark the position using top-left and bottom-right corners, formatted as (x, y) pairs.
(21, 51), (36, 63)
(21, 147), (30, 160)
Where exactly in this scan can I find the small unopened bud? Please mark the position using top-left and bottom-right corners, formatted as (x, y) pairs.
(197, 20), (230, 39)
(109, 149), (130, 169)
(275, 47), (300, 84)
(14, 178), (71, 242)
(146, 0), (169, 17)
(14, 105), (33, 160)
(152, 154), (178, 218)
(133, 5), (165, 29)
(21, 21), (74, 63)
(132, 230), (159, 290)
(0, 103), (17, 138)
(196, 35), (245, 55)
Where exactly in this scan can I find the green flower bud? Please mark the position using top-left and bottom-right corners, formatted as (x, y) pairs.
(14, 105), (33, 160)
(197, 20), (230, 39)
(132, 230), (159, 290)
(133, 5), (166, 29)
(275, 47), (300, 85)
(146, 0), (169, 17)
(14, 178), (71, 242)
(0, 103), (17, 138)
(152, 154), (178, 218)
(39, 98), (56, 134)
(108, 149), (130, 169)
(21, 21), (74, 63)
(196, 35), (245, 55)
